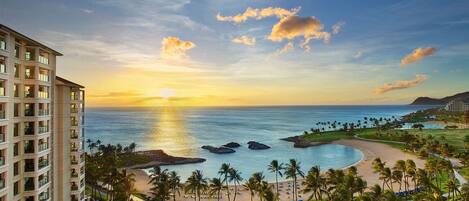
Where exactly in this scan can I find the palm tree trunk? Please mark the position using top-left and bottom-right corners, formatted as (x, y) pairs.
(233, 182), (237, 201)
(293, 176), (297, 201)
(275, 172), (279, 196)
(226, 178), (231, 201)
(217, 190), (220, 201)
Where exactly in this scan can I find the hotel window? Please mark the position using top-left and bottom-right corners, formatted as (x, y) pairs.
(14, 143), (18, 156)
(0, 150), (4, 166)
(39, 121), (48, 134)
(0, 103), (5, 119)
(25, 66), (34, 79)
(14, 123), (19, 137)
(38, 155), (49, 169)
(71, 116), (79, 126)
(24, 85), (34, 98)
(0, 126), (4, 143)
(14, 103), (19, 117)
(0, 80), (5, 96)
(14, 64), (19, 78)
(14, 181), (19, 196)
(39, 68), (49, 82)
(0, 36), (5, 50)
(15, 45), (20, 58)
(24, 140), (34, 154)
(71, 103), (79, 113)
(0, 173), (4, 190)
(14, 84), (19, 97)
(24, 103), (34, 116)
(0, 57), (5, 73)
(14, 162), (19, 176)
(24, 122), (34, 135)
(25, 48), (34, 61)
(24, 159), (34, 172)
(39, 103), (49, 116)
(38, 51), (49, 65)
(38, 85), (49, 99)
(39, 188), (50, 200)
(24, 177), (35, 191)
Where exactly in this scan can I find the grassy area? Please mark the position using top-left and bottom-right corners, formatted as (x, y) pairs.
(405, 129), (469, 152)
(457, 167), (469, 181)
(301, 130), (354, 142)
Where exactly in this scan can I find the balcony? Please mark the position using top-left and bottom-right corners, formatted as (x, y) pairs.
(38, 126), (48, 134)
(71, 120), (79, 126)
(71, 134), (79, 139)
(71, 108), (79, 113)
(25, 162), (35, 172)
(25, 127), (34, 135)
(0, 63), (5, 74)
(25, 109), (34, 117)
(38, 177), (49, 187)
(39, 143), (48, 152)
(0, 87), (4, 97)
(39, 73), (49, 82)
(39, 192), (50, 201)
(71, 147), (79, 152)
(71, 172), (78, 178)
(0, 39), (5, 51)
(0, 156), (4, 166)
(0, 133), (4, 143)
(24, 145), (35, 154)
(0, 179), (4, 190)
(71, 159), (78, 165)
(25, 180), (35, 191)
(38, 56), (49, 65)
(0, 111), (4, 119)
(38, 160), (49, 169)
(39, 109), (49, 116)
(71, 184), (78, 191)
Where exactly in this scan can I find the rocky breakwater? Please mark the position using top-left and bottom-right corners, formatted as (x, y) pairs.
(202, 145), (236, 154)
(281, 136), (329, 148)
(247, 141), (271, 150)
(127, 150), (206, 169)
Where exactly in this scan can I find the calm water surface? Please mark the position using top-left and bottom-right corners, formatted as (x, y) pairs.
(85, 105), (434, 181)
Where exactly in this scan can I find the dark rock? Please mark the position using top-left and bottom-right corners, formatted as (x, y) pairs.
(223, 142), (241, 148)
(201, 145), (235, 154)
(247, 141), (270, 150)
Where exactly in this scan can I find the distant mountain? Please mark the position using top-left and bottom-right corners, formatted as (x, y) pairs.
(410, 91), (469, 105)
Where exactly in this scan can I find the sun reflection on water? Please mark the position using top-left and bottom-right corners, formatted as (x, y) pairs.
(149, 107), (196, 157)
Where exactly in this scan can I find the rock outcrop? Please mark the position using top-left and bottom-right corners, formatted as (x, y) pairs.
(247, 141), (270, 150)
(223, 142), (241, 148)
(281, 136), (329, 148)
(202, 145), (236, 154)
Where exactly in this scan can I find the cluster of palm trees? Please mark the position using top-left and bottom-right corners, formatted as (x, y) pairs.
(85, 140), (137, 200)
(304, 116), (401, 136)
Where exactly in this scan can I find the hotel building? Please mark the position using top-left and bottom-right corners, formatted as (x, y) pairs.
(0, 24), (85, 201)
(445, 99), (469, 112)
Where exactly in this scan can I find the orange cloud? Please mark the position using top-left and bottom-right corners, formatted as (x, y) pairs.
(160, 37), (196, 60)
(268, 16), (331, 51)
(273, 42), (294, 56)
(216, 7), (300, 24)
(374, 74), (428, 94)
(400, 47), (437, 67)
(232, 35), (256, 46)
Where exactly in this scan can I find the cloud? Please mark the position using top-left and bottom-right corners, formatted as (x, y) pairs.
(267, 16), (331, 51)
(332, 21), (345, 34)
(160, 37), (196, 60)
(273, 42), (294, 56)
(81, 9), (94, 14)
(232, 35), (256, 46)
(353, 51), (363, 58)
(374, 74), (428, 94)
(400, 47), (437, 67)
(216, 7), (300, 24)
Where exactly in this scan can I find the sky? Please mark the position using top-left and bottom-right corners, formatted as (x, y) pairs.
(1, 0), (469, 107)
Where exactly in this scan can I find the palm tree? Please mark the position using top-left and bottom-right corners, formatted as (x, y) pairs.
(285, 159), (304, 201)
(243, 178), (257, 201)
(267, 160), (284, 197)
(369, 184), (383, 200)
(302, 166), (324, 200)
(393, 160), (406, 192)
(209, 178), (223, 201)
(218, 163), (231, 201)
(228, 168), (243, 201)
(185, 170), (208, 201)
(391, 170), (403, 192)
(117, 169), (136, 200)
(378, 167), (392, 190)
(446, 177), (459, 201)
(148, 166), (170, 201)
(168, 171), (183, 201)
(258, 181), (274, 201)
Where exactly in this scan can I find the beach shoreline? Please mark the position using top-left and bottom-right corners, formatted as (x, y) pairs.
(129, 139), (425, 200)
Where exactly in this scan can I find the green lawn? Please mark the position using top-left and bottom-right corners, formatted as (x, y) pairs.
(301, 130), (354, 142)
(406, 129), (469, 152)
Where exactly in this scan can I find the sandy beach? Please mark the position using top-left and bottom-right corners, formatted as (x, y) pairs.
(128, 139), (426, 201)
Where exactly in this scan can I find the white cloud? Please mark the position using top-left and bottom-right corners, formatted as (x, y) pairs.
(232, 36), (256, 46)
(216, 7), (300, 24)
(332, 21), (345, 35)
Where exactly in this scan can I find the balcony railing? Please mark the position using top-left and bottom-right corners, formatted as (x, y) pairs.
(0, 179), (4, 190)
(0, 156), (4, 166)
(25, 127), (34, 135)
(0, 87), (4, 96)
(38, 56), (49, 65)
(0, 40), (5, 50)
(25, 52), (34, 61)
(70, 108), (79, 113)
(24, 146), (35, 154)
(71, 185), (78, 191)
(39, 192), (50, 201)
(25, 109), (34, 116)
(38, 91), (49, 99)
(71, 172), (78, 178)
(38, 160), (49, 169)
(39, 143), (48, 151)
(39, 109), (49, 116)
(39, 177), (49, 187)
(24, 92), (34, 98)
(0, 64), (5, 74)
(0, 133), (4, 143)
(71, 120), (79, 126)
(39, 126), (49, 134)
(71, 134), (78, 139)
(39, 74), (49, 82)
(71, 147), (79, 152)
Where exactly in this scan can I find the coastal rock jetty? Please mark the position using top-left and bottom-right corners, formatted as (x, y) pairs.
(202, 145), (236, 154)
(127, 150), (206, 169)
(281, 136), (329, 148)
(223, 142), (241, 148)
(247, 141), (270, 150)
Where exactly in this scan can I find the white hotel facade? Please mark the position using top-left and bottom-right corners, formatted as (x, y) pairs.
(0, 24), (85, 201)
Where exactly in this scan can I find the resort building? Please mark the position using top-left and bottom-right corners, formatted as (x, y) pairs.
(445, 99), (469, 112)
(0, 24), (85, 201)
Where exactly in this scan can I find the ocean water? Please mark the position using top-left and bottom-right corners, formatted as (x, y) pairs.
(85, 105), (434, 181)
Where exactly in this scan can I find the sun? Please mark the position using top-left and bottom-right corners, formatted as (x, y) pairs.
(159, 88), (175, 99)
